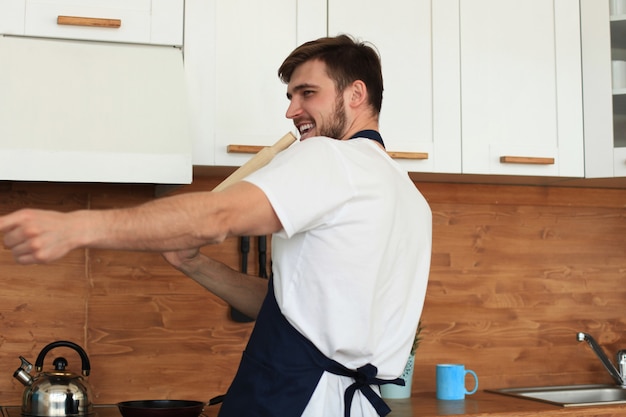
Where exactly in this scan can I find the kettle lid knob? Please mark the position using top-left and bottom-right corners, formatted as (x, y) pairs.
(53, 357), (68, 371)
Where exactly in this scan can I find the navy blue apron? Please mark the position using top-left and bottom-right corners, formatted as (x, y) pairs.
(217, 278), (403, 417)
(218, 131), (401, 417)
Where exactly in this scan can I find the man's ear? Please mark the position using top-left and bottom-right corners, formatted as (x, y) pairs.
(348, 80), (368, 108)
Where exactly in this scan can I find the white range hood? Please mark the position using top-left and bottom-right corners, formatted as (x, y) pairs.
(0, 35), (192, 184)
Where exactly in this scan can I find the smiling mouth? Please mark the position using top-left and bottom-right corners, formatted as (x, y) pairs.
(298, 123), (315, 136)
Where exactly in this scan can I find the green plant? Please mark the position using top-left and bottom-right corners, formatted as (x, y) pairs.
(410, 321), (423, 356)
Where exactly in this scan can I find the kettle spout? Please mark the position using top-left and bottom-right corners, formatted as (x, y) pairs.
(13, 356), (34, 386)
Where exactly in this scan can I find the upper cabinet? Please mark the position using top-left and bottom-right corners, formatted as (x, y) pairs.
(0, 0), (183, 46)
(0, 35), (191, 184)
(187, 0), (586, 178)
(580, 0), (626, 178)
(185, 0), (325, 167)
(0, 0), (191, 184)
(184, 0), (625, 185)
(328, 0), (461, 174)
(328, 0), (584, 177)
(213, 0), (324, 167)
(187, 0), (459, 171)
(1, 0), (618, 184)
(458, 0), (584, 177)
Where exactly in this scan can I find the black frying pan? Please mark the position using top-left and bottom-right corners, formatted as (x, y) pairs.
(118, 396), (224, 417)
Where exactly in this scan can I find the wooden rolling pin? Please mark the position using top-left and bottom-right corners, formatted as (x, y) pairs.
(212, 132), (297, 192)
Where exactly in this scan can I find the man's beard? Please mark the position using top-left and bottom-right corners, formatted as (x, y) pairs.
(319, 95), (347, 139)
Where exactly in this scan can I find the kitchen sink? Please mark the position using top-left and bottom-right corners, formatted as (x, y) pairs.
(486, 384), (626, 407)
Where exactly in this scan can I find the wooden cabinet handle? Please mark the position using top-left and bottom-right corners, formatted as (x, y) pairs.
(228, 145), (430, 161)
(227, 144), (265, 154)
(57, 16), (122, 28)
(500, 156), (555, 165)
(216, 133), (296, 191)
(387, 151), (429, 160)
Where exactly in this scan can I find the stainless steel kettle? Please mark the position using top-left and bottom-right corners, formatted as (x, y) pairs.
(13, 341), (94, 417)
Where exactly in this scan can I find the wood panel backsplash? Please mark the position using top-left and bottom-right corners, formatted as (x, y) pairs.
(0, 177), (624, 405)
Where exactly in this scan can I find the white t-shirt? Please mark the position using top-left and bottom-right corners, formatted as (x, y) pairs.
(244, 136), (432, 416)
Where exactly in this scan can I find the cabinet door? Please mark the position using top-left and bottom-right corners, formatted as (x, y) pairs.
(580, 0), (626, 178)
(1, 0), (183, 46)
(0, 36), (191, 183)
(209, 0), (325, 166)
(328, 0), (461, 173)
(460, 0), (584, 177)
(579, 0), (614, 178)
(184, 0), (217, 166)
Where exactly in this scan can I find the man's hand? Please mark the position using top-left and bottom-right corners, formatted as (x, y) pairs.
(0, 209), (83, 264)
(162, 248), (201, 271)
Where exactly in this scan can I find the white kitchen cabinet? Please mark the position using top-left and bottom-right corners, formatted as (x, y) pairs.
(0, 36), (191, 184)
(458, 0), (584, 177)
(0, 0), (183, 46)
(321, 0), (584, 177)
(185, 0), (592, 182)
(0, 0), (191, 184)
(185, 0), (325, 166)
(580, 0), (626, 178)
(328, 0), (461, 174)
(612, 9), (626, 176)
(187, 0), (459, 171)
(183, 0), (217, 167)
(213, 0), (313, 166)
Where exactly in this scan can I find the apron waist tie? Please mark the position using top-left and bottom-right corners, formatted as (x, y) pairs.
(325, 362), (404, 417)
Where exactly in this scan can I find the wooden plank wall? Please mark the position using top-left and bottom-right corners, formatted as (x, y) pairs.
(0, 177), (624, 405)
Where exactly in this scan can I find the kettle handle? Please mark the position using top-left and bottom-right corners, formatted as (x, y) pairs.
(34, 340), (91, 376)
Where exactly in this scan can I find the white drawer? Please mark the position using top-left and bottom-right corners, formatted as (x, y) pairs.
(13, 0), (183, 46)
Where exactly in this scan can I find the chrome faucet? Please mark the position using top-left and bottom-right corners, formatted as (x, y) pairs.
(577, 332), (626, 388)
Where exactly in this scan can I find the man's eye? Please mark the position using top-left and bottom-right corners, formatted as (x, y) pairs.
(303, 90), (314, 97)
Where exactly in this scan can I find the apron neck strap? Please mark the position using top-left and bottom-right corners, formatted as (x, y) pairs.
(349, 130), (385, 149)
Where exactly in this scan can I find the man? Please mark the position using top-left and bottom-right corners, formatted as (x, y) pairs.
(0, 35), (432, 417)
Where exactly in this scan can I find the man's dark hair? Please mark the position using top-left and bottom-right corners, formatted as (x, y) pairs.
(278, 34), (383, 114)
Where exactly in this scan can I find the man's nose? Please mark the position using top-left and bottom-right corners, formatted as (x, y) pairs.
(285, 99), (301, 119)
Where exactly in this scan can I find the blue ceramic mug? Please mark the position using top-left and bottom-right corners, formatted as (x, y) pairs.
(436, 364), (478, 400)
